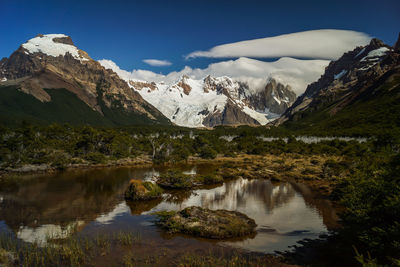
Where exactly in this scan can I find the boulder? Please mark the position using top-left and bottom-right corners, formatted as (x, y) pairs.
(155, 206), (257, 239)
(124, 179), (163, 201)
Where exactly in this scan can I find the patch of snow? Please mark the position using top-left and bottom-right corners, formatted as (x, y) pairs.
(334, 69), (347, 80)
(354, 47), (365, 58)
(22, 34), (88, 62)
(359, 62), (378, 71)
(242, 106), (275, 125)
(273, 96), (281, 105)
(361, 47), (390, 62)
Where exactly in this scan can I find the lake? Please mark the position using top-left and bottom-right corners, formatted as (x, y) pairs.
(0, 164), (339, 256)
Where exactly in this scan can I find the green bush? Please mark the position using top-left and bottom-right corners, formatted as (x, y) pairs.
(198, 146), (217, 159)
(334, 154), (400, 265)
(84, 152), (107, 164)
(157, 169), (193, 189)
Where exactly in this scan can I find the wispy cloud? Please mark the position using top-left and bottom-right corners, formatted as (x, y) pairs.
(186, 29), (371, 60)
(142, 59), (172, 66)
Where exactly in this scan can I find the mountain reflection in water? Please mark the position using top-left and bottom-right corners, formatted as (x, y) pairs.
(146, 178), (332, 252)
(0, 165), (338, 253)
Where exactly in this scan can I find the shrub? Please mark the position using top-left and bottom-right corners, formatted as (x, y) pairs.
(198, 146), (217, 159)
(157, 169), (193, 189)
(84, 152), (106, 164)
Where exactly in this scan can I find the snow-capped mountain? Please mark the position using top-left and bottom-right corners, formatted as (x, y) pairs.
(100, 62), (298, 127)
(0, 34), (169, 125)
(275, 35), (400, 126)
(0, 33), (327, 128)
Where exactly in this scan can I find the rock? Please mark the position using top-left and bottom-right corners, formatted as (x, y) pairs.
(155, 206), (257, 239)
(52, 36), (74, 45)
(394, 32), (400, 51)
(248, 78), (297, 114)
(124, 179), (163, 201)
(202, 100), (260, 127)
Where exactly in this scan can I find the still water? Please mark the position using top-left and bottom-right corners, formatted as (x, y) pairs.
(0, 164), (338, 254)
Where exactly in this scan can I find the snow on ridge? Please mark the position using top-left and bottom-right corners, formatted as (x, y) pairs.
(99, 57), (329, 96)
(22, 34), (89, 62)
(361, 47), (390, 62)
(138, 77), (229, 127)
(334, 69), (347, 80)
(98, 59), (298, 127)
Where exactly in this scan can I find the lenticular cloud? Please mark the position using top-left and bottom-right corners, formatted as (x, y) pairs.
(186, 29), (371, 60)
(142, 59), (172, 66)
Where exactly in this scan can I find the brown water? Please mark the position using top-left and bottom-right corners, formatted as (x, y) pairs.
(0, 164), (339, 254)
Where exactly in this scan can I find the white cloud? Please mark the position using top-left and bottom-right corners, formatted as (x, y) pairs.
(186, 29), (371, 60)
(99, 57), (329, 95)
(142, 59), (172, 66)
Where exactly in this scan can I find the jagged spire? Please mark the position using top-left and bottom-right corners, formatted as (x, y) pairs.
(394, 32), (400, 51)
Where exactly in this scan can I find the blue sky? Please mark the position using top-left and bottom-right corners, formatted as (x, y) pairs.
(1, 0), (399, 74)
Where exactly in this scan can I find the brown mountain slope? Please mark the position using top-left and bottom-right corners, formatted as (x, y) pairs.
(0, 34), (170, 126)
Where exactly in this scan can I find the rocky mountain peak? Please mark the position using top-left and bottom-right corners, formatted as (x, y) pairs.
(394, 32), (400, 51)
(266, 77), (278, 86)
(246, 78), (296, 115)
(53, 36), (75, 46)
(20, 34), (89, 62)
(0, 33), (169, 125)
(275, 33), (400, 126)
(368, 38), (387, 50)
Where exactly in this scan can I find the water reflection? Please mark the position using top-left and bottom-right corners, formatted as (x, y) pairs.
(0, 165), (338, 253)
(17, 221), (85, 245)
(146, 178), (330, 252)
(258, 136), (368, 143)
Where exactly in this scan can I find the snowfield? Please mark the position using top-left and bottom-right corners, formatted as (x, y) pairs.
(22, 34), (89, 62)
(99, 58), (328, 127)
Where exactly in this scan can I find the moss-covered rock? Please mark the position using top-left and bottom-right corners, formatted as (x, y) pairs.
(156, 170), (193, 189)
(157, 170), (224, 189)
(124, 179), (163, 201)
(155, 206), (257, 239)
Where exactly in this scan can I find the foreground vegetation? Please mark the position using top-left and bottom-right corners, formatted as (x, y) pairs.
(0, 122), (383, 172)
(0, 121), (399, 266)
(0, 231), (289, 267)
